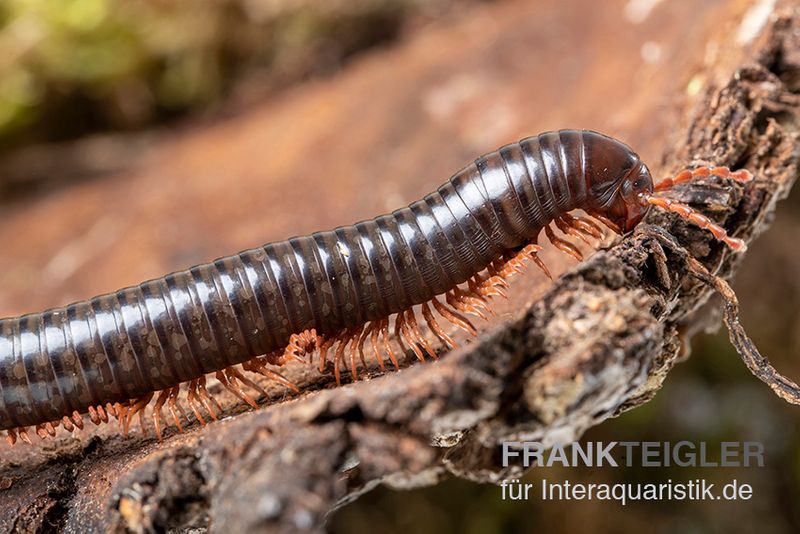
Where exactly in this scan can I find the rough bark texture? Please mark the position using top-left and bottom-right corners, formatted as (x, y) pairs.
(0, 0), (798, 532)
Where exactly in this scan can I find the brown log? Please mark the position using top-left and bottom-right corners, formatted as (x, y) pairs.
(0, 0), (798, 531)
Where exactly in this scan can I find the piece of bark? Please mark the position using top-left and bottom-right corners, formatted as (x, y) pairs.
(0, 0), (799, 532)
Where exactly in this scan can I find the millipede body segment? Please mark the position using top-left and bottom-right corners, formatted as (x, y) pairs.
(0, 130), (753, 444)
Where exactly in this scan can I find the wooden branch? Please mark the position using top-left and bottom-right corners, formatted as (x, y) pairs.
(0, 1), (798, 532)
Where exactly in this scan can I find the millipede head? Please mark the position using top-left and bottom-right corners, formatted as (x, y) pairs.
(581, 131), (654, 234)
(608, 162), (654, 233)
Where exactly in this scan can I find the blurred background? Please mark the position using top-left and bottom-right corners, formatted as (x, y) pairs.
(0, 0), (797, 532)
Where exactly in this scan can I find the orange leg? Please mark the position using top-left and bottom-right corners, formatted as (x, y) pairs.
(98, 404), (110, 423)
(125, 393), (153, 436)
(554, 216), (592, 245)
(396, 310), (426, 362)
(468, 274), (506, 298)
(227, 366), (268, 400)
(187, 379), (207, 426)
(591, 213), (621, 234)
(498, 255), (524, 277)
(152, 389), (170, 441)
(480, 263), (510, 297)
(168, 385), (187, 432)
(327, 329), (360, 384)
(455, 285), (493, 315)
(379, 318), (400, 369)
(281, 329), (319, 365)
(88, 405), (109, 425)
(333, 335), (348, 385)
(116, 402), (131, 435)
(216, 368), (259, 409)
(422, 301), (456, 349)
(356, 323), (372, 370)
(137, 408), (148, 436)
(487, 261), (512, 290)
(7, 427), (34, 445)
(70, 410), (84, 430)
(523, 243), (552, 280)
(558, 213), (605, 244)
(566, 214), (604, 239)
(405, 307), (437, 359)
(118, 401), (134, 436)
(242, 358), (300, 393)
(110, 404), (125, 432)
(446, 289), (488, 320)
(318, 335), (337, 373)
(544, 224), (583, 261)
(18, 428), (32, 445)
(505, 243), (545, 276)
(189, 376), (219, 423)
(497, 254), (525, 276)
(7, 428), (27, 445)
(431, 295), (477, 336)
(369, 322), (387, 371)
(87, 406), (101, 425)
(393, 311), (408, 359)
(199, 377), (221, 420)
(453, 286), (492, 315)
(349, 325), (366, 380)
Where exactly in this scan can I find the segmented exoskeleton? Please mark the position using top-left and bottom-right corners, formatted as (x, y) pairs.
(0, 130), (752, 444)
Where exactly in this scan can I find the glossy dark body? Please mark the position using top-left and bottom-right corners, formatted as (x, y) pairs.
(0, 130), (647, 429)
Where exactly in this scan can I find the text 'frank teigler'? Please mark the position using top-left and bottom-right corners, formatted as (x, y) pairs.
(501, 441), (765, 468)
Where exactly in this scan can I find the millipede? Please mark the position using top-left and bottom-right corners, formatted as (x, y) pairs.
(0, 129), (761, 445)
